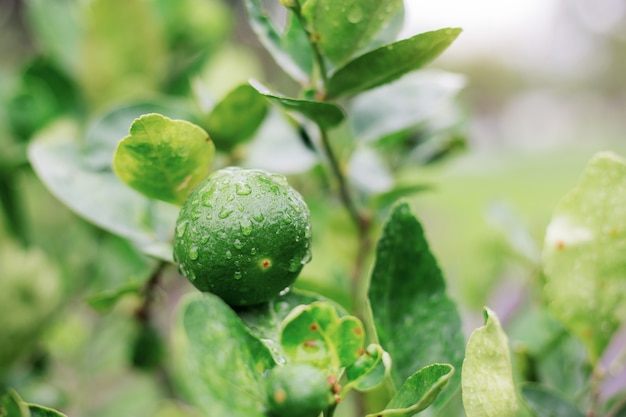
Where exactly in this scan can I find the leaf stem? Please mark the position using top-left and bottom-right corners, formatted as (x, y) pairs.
(134, 261), (177, 398)
(292, 6), (329, 97)
(586, 365), (604, 417)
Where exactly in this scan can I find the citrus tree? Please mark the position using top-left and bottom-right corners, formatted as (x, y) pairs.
(1, 1), (626, 416)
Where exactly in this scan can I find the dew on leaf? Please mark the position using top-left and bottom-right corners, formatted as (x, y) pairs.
(347, 7), (363, 23)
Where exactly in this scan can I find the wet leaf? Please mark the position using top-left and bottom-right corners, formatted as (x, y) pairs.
(243, 0), (311, 83)
(301, 0), (403, 65)
(462, 308), (519, 417)
(345, 344), (391, 391)
(250, 80), (345, 128)
(327, 28), (462, 98)
(113, 113), (215, 206)
(280, 302), (364, 373)
(542, 151), (626, 362)
(206, 84), (268, 152)
(173, 293), (275, 417)
(366, 364), (454, 417)
(368, 203), (465, 408)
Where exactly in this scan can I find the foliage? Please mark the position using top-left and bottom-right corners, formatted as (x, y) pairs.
(1, 0), (625, 417)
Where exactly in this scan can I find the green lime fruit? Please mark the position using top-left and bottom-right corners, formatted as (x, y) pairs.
(173, 167), (312, 306)
(265, 363), (330, 417)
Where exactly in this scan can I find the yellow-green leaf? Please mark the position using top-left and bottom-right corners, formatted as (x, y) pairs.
(113, 113), (215, 206)
(462, 308), (519, 417)
(543, 151), (626, 363)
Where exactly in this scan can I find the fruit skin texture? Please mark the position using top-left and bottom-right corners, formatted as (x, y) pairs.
(173, 167), (312, 306)
(265, 363), (330, 417)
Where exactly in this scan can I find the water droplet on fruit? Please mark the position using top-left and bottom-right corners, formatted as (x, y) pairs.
(279, 287), (291, 296)
(218, 206), (234, 219)
(189, 246), (199, 260)
(188, 270), (196, 281)
(250, 247), (257, 255)
(240, 218), (253, 236)
(201, 235), (209, 244)
(253, 212), (265, 222)
(225, 250), (233, 260)
(234, 239), (243, 249)
(288, 258), (300, 272)
(234, 271), (242, 280)
(235, 182), (252, 195)
(201, 192), (213, 207)
(226, 193), (235, 202)
(176, 221), (188, 237)
(348, 7), (363, 23)
(270, 173), (289, 186)
(301, 248), (312, 264)
(304, 225), (312, 239)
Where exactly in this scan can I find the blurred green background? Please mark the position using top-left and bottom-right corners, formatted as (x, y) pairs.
(1, 0), (625, 415)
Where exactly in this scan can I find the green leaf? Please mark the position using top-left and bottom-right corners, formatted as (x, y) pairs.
(28, 404), (68, 417)
(462, 308), (519, 417)
(206, 84), (268, 152)
(1, 389), (30, 417)
(345, 343), (391, 392)
(237, 289), (344, 363)
(243, 0), (312, 83)
(280, 302), (364, 373)
(301, 0), (403, 65)
(327, 28), (462, 99)
(366, 364), (455, 417)
(250, 80), (345, 128)
(349, 70), (465, 143)
(113, 113), (215, 206)
(543, 151), (626, 362)
(28, 120), (178, 261)
(368, 203), (465, 407)
(173, 293), (276, 417)
(521, 383), (585, 417)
